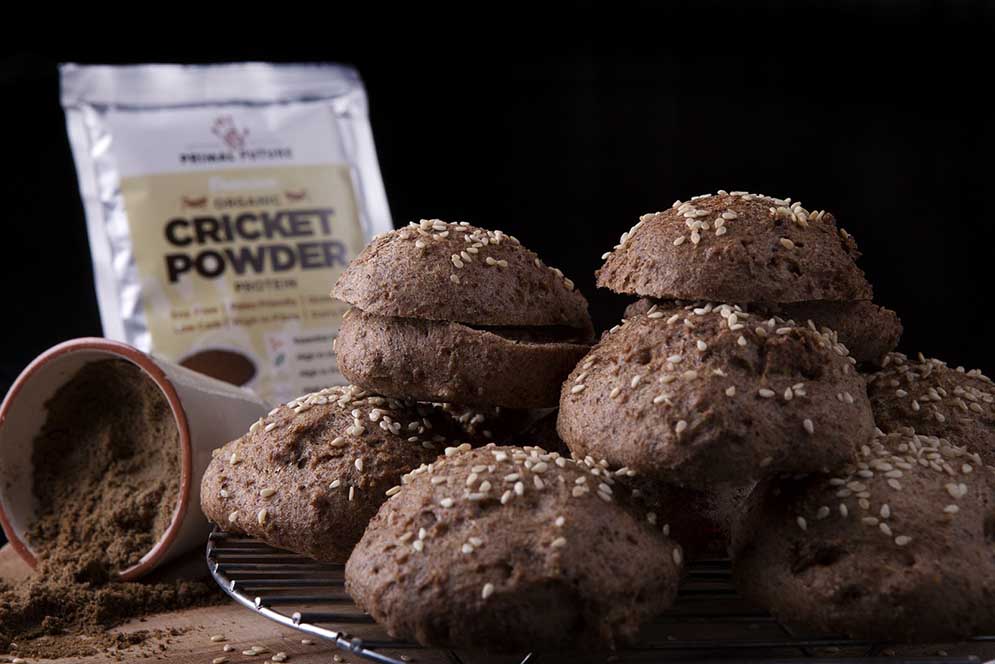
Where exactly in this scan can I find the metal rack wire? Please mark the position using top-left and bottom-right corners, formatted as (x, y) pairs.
(206, 529), (995, 663)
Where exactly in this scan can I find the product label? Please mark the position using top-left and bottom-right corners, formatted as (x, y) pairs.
(121, 165), (365, 404)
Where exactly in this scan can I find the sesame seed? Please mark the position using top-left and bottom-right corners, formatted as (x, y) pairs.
(839, 504), (849, 517)
(944, 504), (960, 514)
(738, 336), (747, 347)
(697, 340), (708, 351)
(895, 535), (912, 546)
(815, 506), (830, 520)
(551, 537), (567, 548)
(257, 508), (268, 526)
(331, 436), (347, 447)
(570, 384), (586, 394)
(779, 237), (795, 249)
(879, 522), (893, 536)
(348, 486), (356, 501)
(329, 479), (342, 489)
(412, 540), (424, 552)
(803, 419), (815, 434)
(759, 456), (773, 467)
(210, 634), (227, 642)
(355, 458), (364, 471)
(385, 486), (401, 497)
(672, 547), (683, 565)
(482, 583), (495, 599)
(675, 420), (688, 434)
(758, 388), (776, 398)
(440, 497), (455, 508)
(514, 481), (525, 496)
(260, 488), (276, 498)
(229, 452), (240, 465)
(609, 386), (621, 399)
(264, 422), (278, 432)
(796, 516), (807, 531)
(450, 274), (460, 284)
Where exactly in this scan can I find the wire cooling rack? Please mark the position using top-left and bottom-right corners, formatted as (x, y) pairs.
(206, 529), (995, 663)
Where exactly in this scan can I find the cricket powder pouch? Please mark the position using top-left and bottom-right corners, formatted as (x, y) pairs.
(60, 62), (392, 404)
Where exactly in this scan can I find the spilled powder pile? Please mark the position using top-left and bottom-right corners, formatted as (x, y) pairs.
(0, 360), (219, 659)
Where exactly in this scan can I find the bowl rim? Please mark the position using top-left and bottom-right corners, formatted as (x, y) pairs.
(0, 337), (193, 581)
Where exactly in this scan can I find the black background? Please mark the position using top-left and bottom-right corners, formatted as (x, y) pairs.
(1, 3), (994, 397)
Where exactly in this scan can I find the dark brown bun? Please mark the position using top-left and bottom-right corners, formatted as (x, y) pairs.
(345, 444), (682, 652)
(626, 298), (902, 367)
(868, 352), (995, 465)
(200, 385), (470, 562)
(597, 191), (871, 304)
(333, 220), (593, 333)
(335, 307), (591, 408)
(769, 300), (901, 366)
(732, 431), (995, 642)
(558, 302), (875, 485)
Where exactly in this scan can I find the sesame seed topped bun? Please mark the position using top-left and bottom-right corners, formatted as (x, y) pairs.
(344, 444), (682, 651)
(625, 298), (903, 367)
(201, 385), (483, 562)
(867, 352), (995, 465)
(597, 191), (872, 304)
(732, 430), (995, 642)
(333, 219), (593, 333)
(558, 302), (875, 485)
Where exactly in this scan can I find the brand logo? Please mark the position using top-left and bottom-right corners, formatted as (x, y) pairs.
(178, 116), (293, 166)
(211, 115), (250, 150)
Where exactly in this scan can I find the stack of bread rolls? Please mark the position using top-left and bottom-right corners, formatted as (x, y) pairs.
(202, 196), (995, 650)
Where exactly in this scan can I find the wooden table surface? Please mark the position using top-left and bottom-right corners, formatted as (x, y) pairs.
(0, 544), (474, 664)
(3, 544), (995, 663)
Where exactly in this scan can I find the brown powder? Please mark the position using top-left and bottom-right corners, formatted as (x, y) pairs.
(0, 359), (220, 657)
(28, 359), (180, 571)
